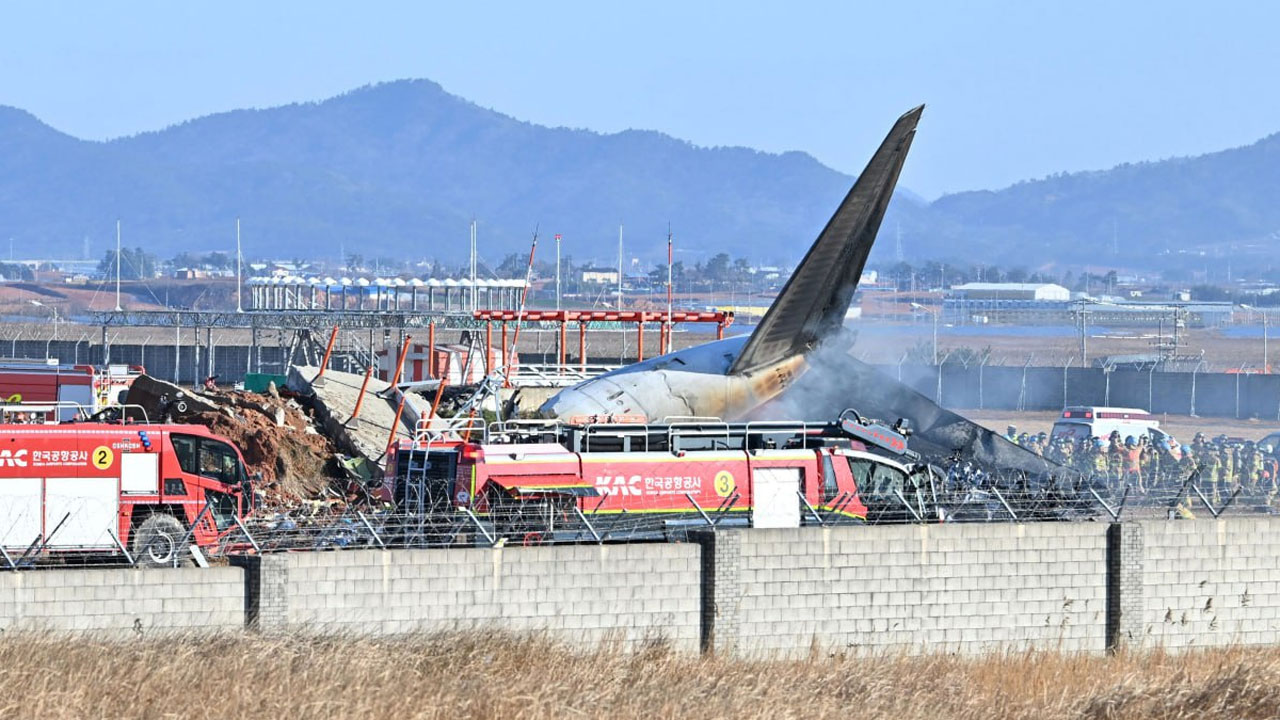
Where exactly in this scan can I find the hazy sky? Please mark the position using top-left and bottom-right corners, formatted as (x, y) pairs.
(3, 2), (1277, 199)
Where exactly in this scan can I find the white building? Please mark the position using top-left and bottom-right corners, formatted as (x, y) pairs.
(580, 268), (620, 284)
(948, 282), (1070, 301)
(944, 283), (1072, 324)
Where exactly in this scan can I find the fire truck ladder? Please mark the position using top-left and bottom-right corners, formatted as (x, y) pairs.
(401, 419), (444, 547)
(400, 417), (488, 546)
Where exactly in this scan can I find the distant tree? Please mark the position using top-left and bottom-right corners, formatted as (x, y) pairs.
(345, 253), (364, 272)
(373, 256), (401, 273)
(889, 261), (914, 290)
(205, 252), (231, 270)
(704, 253), (731, 283)
(98, 247), (156, 280)
(947, 345), (993, 366)
(496, 253), (525, 277)
(170, 251), (200, 269)
(1005, 267), (1029, 283)
(0, 262), (33, 281)
(904, 340), (935, 365)
(1190, 284), (1232, 302)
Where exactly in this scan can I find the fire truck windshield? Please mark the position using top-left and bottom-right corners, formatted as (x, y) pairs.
(172, 433), (247, 488)
(846, 456), (907, 502)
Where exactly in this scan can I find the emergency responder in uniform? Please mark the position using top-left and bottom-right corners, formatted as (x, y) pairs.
(1261, 445), (1280, 502)
(1005, 425), (1018, 444)
(1240, 441), (1261, 495)
(1211, 441), (1235, 505)
(1106, 435), (1125, 488)
(1191, 433), (1208, 458)
(1156, 438), (1181, 490)
(1090, 437), (1109, 484)
(1199, 445), (1221, 504)
(1221, 441), (1237, 503)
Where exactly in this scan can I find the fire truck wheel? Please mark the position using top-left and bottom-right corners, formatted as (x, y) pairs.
(132, 514), (187, 567)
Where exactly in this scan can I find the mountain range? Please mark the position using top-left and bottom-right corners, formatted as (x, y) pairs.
(1, 79), (1276, 272)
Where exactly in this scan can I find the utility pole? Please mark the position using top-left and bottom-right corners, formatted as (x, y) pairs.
(114, 220), (122, 312)
(932, 309), (938, 364)
(666, 224), (674, 353)
(469, 220), (478, 313)
(555, 234), (562, 311)
(236, 218), (244, 313)
(1075, 306), (1089, 364)
(616, 223), (623, 310)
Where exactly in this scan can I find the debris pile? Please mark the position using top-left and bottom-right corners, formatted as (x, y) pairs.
(125, 375), (351, 508)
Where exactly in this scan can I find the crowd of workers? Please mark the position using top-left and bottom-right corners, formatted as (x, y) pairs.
(1005, 425), (1280, 504)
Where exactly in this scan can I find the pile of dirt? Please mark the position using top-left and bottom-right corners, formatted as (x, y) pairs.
(193, 388), (346, 505)
(124, 374), (352, 509)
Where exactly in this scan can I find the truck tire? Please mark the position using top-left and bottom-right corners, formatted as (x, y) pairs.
(132, 513), (187, 567)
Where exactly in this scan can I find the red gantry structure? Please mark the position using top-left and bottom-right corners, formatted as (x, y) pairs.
(471, 309), (733, 371)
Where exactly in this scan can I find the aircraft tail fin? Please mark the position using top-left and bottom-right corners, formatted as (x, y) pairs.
(728, 105), (922, 375)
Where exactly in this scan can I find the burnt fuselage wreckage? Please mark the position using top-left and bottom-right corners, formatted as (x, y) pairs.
(538, 106), (1103, 523)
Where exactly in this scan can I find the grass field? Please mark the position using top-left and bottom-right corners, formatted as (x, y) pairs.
(6, 632), (1280, 719)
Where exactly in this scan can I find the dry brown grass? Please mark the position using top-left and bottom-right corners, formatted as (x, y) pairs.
(3, 632), (1280, 719)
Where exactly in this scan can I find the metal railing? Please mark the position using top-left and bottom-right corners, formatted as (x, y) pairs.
(504, 362), (621, 387)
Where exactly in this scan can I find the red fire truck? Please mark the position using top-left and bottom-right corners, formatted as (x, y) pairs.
(384, 411), (927, 543)
(0, 420), (253, 566)
(0, 360), (143, 421)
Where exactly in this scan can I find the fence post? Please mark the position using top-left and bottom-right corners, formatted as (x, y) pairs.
(1236, 363), (1249, 419)
(1148, 363), (1156, 412)
(1017, 354), (1033, 411)
(934, 351), (953, 406)
(978, 354), (990, 410)
(1190, 359), (1205, 417)
(1063, 355), (1075, 408)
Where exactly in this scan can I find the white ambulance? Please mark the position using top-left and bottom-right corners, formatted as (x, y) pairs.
(1050, 406), (1162, 444)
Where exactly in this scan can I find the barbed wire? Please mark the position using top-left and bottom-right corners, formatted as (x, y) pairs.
(2, 462), (1274, 572)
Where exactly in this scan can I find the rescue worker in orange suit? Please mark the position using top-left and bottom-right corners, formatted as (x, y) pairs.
(1122, 436), (1144, 492)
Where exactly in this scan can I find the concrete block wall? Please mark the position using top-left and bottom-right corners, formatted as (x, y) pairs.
(0, 566), (244, 635)
(5, 518), (1280, 653)
(702, 524), (1110, 657)
(258, 544), (703, 651)
(1140, 518), (1280, 648)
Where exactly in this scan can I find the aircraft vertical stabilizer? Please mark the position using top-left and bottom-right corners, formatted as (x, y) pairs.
(728, 105), (923, 375)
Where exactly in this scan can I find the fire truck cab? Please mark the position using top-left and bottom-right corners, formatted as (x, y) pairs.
(0, 420), (252, 566)
(385, 411), (926, 543)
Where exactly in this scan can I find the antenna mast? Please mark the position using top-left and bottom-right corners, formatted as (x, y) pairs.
(666, 224), (673, 352)
(555, 233), (562, 311)
(470, 219), (478, 313)
(114, 220), (122, 312)
(236, 218), (243, 312)
(616, 223), (623, 309)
